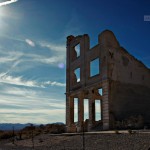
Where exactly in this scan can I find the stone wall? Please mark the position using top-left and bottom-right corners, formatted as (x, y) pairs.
(66, 30), (150, 132)
(109, 81), (150, 128)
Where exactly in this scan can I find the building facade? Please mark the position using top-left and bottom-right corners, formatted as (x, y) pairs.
(66, 30), (150, 132)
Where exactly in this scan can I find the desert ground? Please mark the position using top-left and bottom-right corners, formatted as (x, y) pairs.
(0, 131), (150, 150)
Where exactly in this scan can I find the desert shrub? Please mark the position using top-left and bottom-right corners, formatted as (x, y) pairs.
(114, 130), (120, 134)
(132, 131), (136, 134)
(50, 124), (65, 134)
(38, 138), (43, 143)
(34, 131), (41, 136)
(44, 130), (50, 134)
(17, 131), (23, 140)
(128, 129), (136, 134)
(39, 124), (45, 129)
(0, 130), (3, 133)
(21, 123), (65, 136)
(43, 124), (65, 134)
(128, 129), (131, 134)
(0, 132), (15, 139)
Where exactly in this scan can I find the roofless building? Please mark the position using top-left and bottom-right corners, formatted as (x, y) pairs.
(66, 30), (150, 132)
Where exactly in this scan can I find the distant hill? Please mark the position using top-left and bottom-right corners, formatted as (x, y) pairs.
(53, 122), (64, 125)
(0, 122), (64, 131)
(0, 123), (32, 131)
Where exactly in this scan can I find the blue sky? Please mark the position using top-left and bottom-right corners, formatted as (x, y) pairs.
(0, 0), (149, 124)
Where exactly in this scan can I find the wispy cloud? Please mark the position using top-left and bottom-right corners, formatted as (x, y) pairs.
(0, 73), (65, 87)
(39, 41), (66, 66)
(64, 10), (83, 37)
(0, 0), (18, 7)
(39, 42), (65, 52)
(0, 86), (65, 123)
(44, 81), (66, 87)
(0, 34), (66, 67)
(1, 35), (65, 52)
(0, 74), (40, 87)
(0, 51), (22, 64)
(3, 87), (37, 97)
(25, 39), (35, 47)
(36, 56), (65, 65)
(0, 50), (64, 74)
(0, 56), (17, 63)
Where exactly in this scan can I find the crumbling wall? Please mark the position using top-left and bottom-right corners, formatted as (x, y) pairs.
(98, 30), (150, 129)
(66, 30), (150, 132)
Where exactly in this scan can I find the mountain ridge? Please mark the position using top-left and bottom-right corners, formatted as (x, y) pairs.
(0, 122), (64, 130)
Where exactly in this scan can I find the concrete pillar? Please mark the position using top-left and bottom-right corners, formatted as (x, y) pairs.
(69, 97), (74, 124)
(88, 98), (95, 131)
(66, 96), (69, 126)
(102, 80), (110, 130)
(66, 96), (76, 132)
(77, 95), (84, 132)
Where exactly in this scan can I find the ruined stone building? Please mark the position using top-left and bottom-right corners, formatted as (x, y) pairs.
(66, 30), (150, 132)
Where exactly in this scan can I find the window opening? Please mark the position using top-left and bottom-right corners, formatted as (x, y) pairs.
(75, 44), (80, 57)
(95, 100), (101, 121)
(74, 98), (78, 123)
(90, 58), (100, 77)
(84, 99), (89, 121)
(74, 68), (80, 82)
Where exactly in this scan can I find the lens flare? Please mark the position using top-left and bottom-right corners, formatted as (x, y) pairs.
(58, 63), (65, 69)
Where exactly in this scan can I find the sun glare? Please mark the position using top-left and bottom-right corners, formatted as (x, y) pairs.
(0, 7), (4, 28)
(0, 4), (19, 32)
(0, 9), (8, 31)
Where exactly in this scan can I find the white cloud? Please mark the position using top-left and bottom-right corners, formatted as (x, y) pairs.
(0, 87), (65, 123)
(39, 42), (65, 52)
(0, 52), (22, 65)
(0, 0), (18, 7)
(17, 53), (65, 66)
(25, 39), (35, 47)
(44, 81), (66, 87)
(0, 45), (65, 68)
(0, 56), (17, 63)
(0, 96), (65, 111)
(3, 87), (37, 97)
(0, 109), (65, 124)
(0, 73), (66, 88)
(37, 56), (65, 65)
(0, 74), (40, 87)
(38, 41), (66, 65)
(0, 35), (66, 67)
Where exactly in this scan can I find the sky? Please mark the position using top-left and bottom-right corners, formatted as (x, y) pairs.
(0, 0), (149, 124)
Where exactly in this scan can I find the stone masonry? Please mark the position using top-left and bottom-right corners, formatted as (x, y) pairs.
(66, 30), (150, 132)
